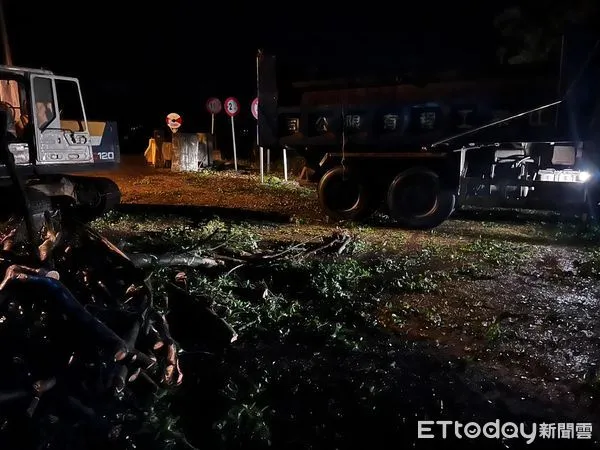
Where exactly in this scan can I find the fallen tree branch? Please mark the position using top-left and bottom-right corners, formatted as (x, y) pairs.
(109, 319), (142, 394)
(213, 232), (352, 267)
(0, 212), (236, 448)
(165, 282), (238, 347)
(151, 311), (183, 386)
(127, 252), (225, 269)
(294, 232), (352, 260)
(1, 267), (129, 361)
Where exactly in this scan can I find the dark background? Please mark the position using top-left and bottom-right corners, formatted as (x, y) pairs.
(3, 0), (595, 154)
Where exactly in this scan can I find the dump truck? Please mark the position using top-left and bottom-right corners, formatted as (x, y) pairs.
(257, 38), (600, 229)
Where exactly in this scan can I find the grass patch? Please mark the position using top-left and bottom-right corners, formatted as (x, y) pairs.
(92, 213), (260, 254)
(485, 320), (503, 343)
(140, 245), (475, 448)
(85, 213), (594, 449)
(538, 221), (600, 244)
(577, 249), (600, 278)
(462, 238), (527, 267)
(259, 175), (314, 197)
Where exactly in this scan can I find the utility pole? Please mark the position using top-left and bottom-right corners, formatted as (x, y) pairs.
(0, 0), (12, 65)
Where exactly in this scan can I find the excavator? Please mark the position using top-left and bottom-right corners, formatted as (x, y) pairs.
(0, 1), (121, 230)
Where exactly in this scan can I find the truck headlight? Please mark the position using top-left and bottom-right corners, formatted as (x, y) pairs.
(578, 171), (591, 182)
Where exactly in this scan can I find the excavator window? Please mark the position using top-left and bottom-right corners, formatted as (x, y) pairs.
(31, 76), (86, 133)
(0, 77), (28, 140)
(32, 77), (56, 130)
(54, 78), (85, 132)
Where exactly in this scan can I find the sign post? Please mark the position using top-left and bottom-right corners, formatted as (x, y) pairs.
(251, 97), (264, 183)
(283, 146), (288, 181)
(206, 97), (222, 135)
(266, 147), (270, 174)
(224, 97), (240, 171)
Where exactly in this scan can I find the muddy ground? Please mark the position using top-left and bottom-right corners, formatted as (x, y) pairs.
(83, 156), (600, 448)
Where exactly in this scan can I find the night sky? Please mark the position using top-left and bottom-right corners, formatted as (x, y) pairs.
(3, 0), (526, 146)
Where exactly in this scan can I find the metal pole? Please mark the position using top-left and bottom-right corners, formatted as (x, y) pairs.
(211, 113), (215, 135)
(259, 146), (264, 183)
(0, 0), (12, 65)
(256, 124), (260, 175)
(266, 148), (270, 173)
(231, 116), (237, 171)
(283, 147), (288, 181)
(256, 49), (262, 182)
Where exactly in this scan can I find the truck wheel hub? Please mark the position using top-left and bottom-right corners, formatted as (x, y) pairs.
(397, 175), (438, 217)
(327, 178), (361, 211)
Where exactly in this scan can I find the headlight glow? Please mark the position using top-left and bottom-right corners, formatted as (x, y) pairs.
(578, 171), (591, 182)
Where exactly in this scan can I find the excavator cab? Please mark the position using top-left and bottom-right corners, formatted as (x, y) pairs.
(30, 74), (93, 164)
(0, 0), (121, 222)
(0, 74), (29, 164)
(0, 66), (121, 221)
(0, 67), (94, 168)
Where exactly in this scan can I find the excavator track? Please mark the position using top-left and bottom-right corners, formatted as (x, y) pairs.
(13, 175), (122, 222)
(0, 177), (120, 244)
(67, 175), (122, 221)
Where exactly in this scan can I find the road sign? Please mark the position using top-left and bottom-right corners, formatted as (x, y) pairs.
(206, 97), (222, 115)
(206, 98), (221, 134)
(224, 97), (239, 170)
(251, 97), (258, 119)
(224, 97), (240, 117)
(166, 112), (182, 133)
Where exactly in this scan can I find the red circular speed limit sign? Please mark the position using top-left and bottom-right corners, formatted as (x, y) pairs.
(206, 97), (222, 114)
(224, 97), (240, 117)
(251, 97), (258, 119)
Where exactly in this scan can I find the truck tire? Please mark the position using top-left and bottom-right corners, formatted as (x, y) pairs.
(318, 166), (374, 221)
(387, 167), (455, 229)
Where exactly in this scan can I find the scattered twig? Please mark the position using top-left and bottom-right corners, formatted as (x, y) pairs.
(337, 235), (352, 255)
(225, 263), (245, 277)
(0, 210), (237, 449)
